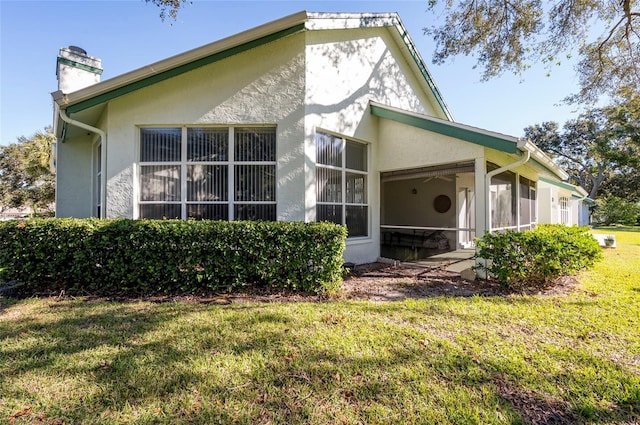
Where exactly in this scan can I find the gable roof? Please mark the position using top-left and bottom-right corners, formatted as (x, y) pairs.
(52, 11), (453, 120)
(370, 101), (569, 180)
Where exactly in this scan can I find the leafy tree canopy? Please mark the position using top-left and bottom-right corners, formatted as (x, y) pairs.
(0, 127), (56, 215)
(424, 0), (639, 103)
(524, 94), (640, 200)
(144, 0), (190, 21)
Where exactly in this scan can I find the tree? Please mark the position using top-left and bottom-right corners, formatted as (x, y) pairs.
(601, 171), (640, 202)
(524, 97), (640, 199)
(592, 195), (640, 225)
(424, 0), (639, 103)
(0, 128), (56, 215)
(144, 0), (190, 21)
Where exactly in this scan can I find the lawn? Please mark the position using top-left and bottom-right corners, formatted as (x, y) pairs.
(1, 229), (639, 424)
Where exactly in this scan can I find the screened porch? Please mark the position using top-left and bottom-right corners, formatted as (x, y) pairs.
(379, 162), (476, 261)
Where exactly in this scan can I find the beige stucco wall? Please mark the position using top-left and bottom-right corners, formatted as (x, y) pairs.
(304, 27), (447, 263)
(103, 32), (307, 220)
(378, 119), (485, 172)
(55, 134), (94, 217)
(538, 181), (575, 225)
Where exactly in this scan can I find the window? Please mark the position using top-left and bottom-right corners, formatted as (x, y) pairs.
(519, 176), (536, 230)
(559, 196), (569, 224)
(138, 127), (276, 220)
(490, 168), (516, 231)
(316, 131), (368, 237)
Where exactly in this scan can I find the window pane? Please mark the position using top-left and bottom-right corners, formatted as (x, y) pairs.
(346, 172), (366, 204)
(346, 205), (368, 237)
(317, 204), (342, 225)
(235, 128), (276, 162)
(531, 189), (537, 223)
(491, 171), (516, 228)
(519, 182), (531, 226)
(140, 128), (181, 162)
(187, 128), (228, 161)
(140, 165), (181, 201)
(235, 165), (275, 201)
(96, 144), (102, 173)
(317, 167), (342, 203)
(346, 141), (367, 171)
(187, 204), (229, 220)
(140, 204), (181, 219)
(316, 132), (342, 167)
(234, 204), (276, 221)
(187, 164), (228, 201)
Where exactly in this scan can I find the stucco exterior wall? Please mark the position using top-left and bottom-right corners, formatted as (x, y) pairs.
(538, 181), (576, 225)
(304, 27), (446, 264)
(377, 119), (485, 172)
(103, 33), (307, 220)
(55, 133), (95, 217)
(538, 186), (556, 224)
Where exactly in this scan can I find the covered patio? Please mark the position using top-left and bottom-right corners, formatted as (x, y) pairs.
(379, 162), (476, 261)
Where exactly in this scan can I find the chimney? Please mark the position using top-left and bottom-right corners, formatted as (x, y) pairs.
(56, 46), (102, 93)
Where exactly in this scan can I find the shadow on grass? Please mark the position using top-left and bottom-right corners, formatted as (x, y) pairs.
(2, 298), (639, 424)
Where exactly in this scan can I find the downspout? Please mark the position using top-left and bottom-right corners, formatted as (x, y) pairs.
(58, 108), (107, 219)
(484, 141), (532, 233)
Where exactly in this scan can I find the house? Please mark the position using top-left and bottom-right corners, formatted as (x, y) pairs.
(51, 11), (582, 265)
(0, 207), (31, 221)
(537, 178), (593, 226)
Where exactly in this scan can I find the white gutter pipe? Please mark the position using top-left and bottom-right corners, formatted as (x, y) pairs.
(58, 108), (107, 219)
(484, 144), (531, 233)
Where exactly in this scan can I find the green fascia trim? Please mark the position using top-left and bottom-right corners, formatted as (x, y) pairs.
(529, 158), (566, 180)
(571, 194), (595, 204)
(392, 24), (452, 121)
(539, 176), (576, 191)
(57, 57), (103, 75)
(66, 24), (305, 114)
(370, 104), (518, 153)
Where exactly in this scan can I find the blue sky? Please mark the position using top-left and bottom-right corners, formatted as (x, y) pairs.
(0, 0), (583, 145)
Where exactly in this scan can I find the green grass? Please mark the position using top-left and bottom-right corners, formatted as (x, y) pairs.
(1, 230), (639, 424)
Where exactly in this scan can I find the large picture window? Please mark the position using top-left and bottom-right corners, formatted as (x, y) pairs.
(316, 131), (368, 237)
(139, 127), (276, 221)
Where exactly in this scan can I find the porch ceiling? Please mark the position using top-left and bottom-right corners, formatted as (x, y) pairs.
(380, 161), (475, 182)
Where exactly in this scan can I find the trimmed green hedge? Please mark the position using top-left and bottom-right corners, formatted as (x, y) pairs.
(475, 224), (602, 288)
(0, 219), (347, 295)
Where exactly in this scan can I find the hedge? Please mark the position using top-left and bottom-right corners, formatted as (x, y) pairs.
(0, 218), (347, 296)
(475, 224), (602, 288)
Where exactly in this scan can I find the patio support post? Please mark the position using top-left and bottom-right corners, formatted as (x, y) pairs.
(474, 158), (487, 237)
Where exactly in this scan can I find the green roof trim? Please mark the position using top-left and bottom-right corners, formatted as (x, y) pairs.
(370, 104), (518, 153)
(57, 57), (103, 75)
(66, 23), (305, 114)
(539, 176), (576, 191)
(392, 23), (452, 121)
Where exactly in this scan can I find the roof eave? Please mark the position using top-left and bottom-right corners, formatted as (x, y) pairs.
(54, 11), (455, 123)
(53, 10), (310, 111)
(516, 139), (569, 180)
(370, 101), (519, 153)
